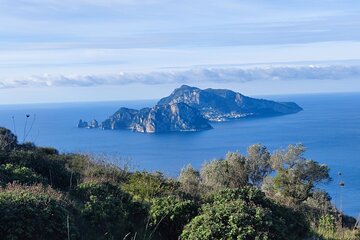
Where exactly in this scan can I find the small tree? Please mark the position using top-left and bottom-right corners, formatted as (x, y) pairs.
(245, 144), (272, 187)
(271, 144), (331, 204)
(301, 189), (334, 228)
(200, 152), (248, 192)
(178, 164), (201, 199)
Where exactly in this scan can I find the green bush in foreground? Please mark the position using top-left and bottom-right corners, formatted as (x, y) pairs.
(73, 181), (147, 240)
(0, 163), (46, 186)
(181, 187), (309, 240)
(0, 183), (76, 240)
(7, 149), (75, 190)
(0, 128), (358, 240)
(149, 196), (198, 240)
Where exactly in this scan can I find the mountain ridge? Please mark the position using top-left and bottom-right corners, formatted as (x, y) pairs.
(158, 85), (303, 121)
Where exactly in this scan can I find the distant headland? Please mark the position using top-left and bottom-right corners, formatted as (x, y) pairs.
(78, 85), (302, 133)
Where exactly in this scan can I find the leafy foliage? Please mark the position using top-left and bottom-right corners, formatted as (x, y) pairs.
(2, 148), (75, 190)
(181, 187), (309, 240)
(314, 214), (360, 240)
(149, 196), (198, 240)
(245, 144), (272, 187)
(122, 171), (179, 201)
(178, 164), (201, 199)
(271, 144), (331, 204)
(201, 152), (248, 192)
(0, 128), (353, 240)
(73, 181), (147, 240)
(0, 163), (46, 186)
(0, 183), (77, 240)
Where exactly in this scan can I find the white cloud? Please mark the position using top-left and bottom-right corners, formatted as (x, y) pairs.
(1, 65), (359, 89)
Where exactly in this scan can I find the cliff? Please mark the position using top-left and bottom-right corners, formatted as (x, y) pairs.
(100, 102), (212, 133)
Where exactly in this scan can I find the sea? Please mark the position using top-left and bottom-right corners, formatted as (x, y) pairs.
(0, 93), (359, 217)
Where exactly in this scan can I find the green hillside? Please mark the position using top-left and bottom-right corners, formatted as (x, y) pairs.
(0, 127), (358, 240)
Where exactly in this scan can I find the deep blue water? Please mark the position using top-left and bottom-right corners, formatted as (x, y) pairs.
(0, 93), (359, 217)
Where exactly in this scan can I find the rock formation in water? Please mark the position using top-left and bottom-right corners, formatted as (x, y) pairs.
(77, 119), (99, 129)
(77, 119), (88, 128)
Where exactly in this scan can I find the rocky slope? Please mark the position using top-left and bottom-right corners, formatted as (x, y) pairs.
(158, 85), (303, 121)
(79, 103), (212, 133)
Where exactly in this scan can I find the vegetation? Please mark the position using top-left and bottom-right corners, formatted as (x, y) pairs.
(181, 187), (309, 240)
(270, 144), (331, 205)
(149, 196), (198, 239)
(0, 183), (76, 240)
(0, 127), (358, 239)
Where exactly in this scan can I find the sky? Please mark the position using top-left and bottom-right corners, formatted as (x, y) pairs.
(1, 0), (360, 104)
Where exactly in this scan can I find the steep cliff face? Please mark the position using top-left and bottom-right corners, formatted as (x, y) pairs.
(101, 108), (140, 130)
(158, 85), (303, 121)
(100, 103), (212, 133)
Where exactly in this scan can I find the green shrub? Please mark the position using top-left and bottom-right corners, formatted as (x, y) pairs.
(0, 128), (17, 151)
(122, 171), (179, 202)
(318, 214), (336, 237)
(6, 149), (75, 190)
(149, 196), (198, 240)
(178, 164), (202, 199)
(0, 163), (46, 186)
(0, 183), (77, 240)
(200, 152), (248, 192)
(72, 181), (147, 240)
(59, 154), (128, 185)
(181, 187), (309, 240)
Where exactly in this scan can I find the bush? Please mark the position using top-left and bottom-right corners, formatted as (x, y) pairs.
(149, 196), (198, 240)
(271, 144), (331, 205)
(0, 163), (46, 186)
(178, 164), (202, 199)
(245, 144), (272, 187)
(200, 152), (248, 192)
(122, 171), (179, 201)
(181, 187), (309, 240)
(72, 181), (147, 240)
(0, 128), (17, 151)
(0, 183), (77, 240)
(6, 149), (75, 190)
(0, 130), (346, 240)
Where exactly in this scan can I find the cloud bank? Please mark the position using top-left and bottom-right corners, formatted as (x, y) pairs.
(1, 65), (359, 89)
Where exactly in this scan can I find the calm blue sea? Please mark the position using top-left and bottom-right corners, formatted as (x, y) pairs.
(0, 93), (359, 217)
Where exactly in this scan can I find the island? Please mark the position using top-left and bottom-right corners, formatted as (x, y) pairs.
(78, 85), (302, 133)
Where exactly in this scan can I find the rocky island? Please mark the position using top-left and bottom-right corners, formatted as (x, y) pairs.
(78, 85), (302, 133)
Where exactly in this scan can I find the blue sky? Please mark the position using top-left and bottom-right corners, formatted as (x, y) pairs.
(1, 0), (360, 103)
